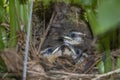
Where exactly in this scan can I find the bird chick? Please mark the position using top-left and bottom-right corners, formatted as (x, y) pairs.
(41, 46), (63, 63)
(72, 47), (88, 63)
(63, 31), (86, 45)
(64, 43), (88, 63)
(41, 46), (62, 57)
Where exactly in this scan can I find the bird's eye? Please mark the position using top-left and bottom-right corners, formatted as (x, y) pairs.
(76, 49), (80, 55)
(70, 33), (76, 38)
(75, 49), (82, 57)
(47, 48), (53, 53)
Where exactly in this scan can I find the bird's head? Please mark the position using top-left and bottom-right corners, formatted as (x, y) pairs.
(41, 46), (62, 58)
(63, 43), (88, 62)
(41, 45), (63, 63)
(62, 31), (86, 45)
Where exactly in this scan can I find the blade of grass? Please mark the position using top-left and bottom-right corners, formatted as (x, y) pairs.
(0, 56), (7, 72)
(9, 0), (18, 47)
(0, 27), (5, 51)
(117, 27), (120, 69)
(0, 0), (5, 50)
(86, 9), (99, 36)
(100, 36), (112, 72)
(15, 0), (29, 31)
(104, 50), (112, 72)
(98, 60), (105, 73)
(23, 4), (29, 31)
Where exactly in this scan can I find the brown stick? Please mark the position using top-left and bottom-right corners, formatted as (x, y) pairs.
(37, 12), (56, 54)
(92, 68), (120, 80)
(48, 70), (99, 78)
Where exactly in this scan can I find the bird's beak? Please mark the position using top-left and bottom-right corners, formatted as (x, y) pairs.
(64, 43), (76, 55)
(52, 46), (61, 54)
(73, 32), (86, 36)
(41, 50), (46, 55)
(62, 35), (73, 41)
(69, 46), (76, 55)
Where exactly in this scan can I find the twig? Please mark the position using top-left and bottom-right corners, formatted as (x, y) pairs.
(0, 72), (20, 78)
(92, 68), (120, 80)
(49, 70), (99, 78)
(37, 12), (55, 54)
(84, 57), (101, 73)
(27, 70), (47, 77)
(28, 70), (58, 80)
(23, 0), (33, 80)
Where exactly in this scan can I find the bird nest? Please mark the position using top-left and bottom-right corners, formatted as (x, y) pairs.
(1, 1), (120, 80)
(1, 48), (100, 80)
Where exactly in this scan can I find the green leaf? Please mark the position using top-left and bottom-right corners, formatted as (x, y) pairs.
(9, 0), (18, 47)
(98, 61), (105, 73)
(0, 0), (5, 22)
(0, 6), (5, 22)
(80, 0), (93, 6)
(63, 0), (71, 4)
(0, 56), (7, 72)
(43, 0), (51, 6)
(0, 0), (4, 7)
(117, 58), (120, 68)
(0, 27), (5, 50)
(18, 0), (28, 4)
(80, 0), (97, 8)
(104, 50), (112, 72)
(86, 9), (99, 35)
(97, 0), (120, 34)
(72, 0), (80, 4)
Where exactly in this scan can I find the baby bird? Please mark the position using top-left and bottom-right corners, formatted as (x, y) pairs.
(64, 43), (88, 63)
(40, 35), (65, 63)
(41, 45), (63, 63)
(62, 31), (86, 46)
(41, 46), (62, 57)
